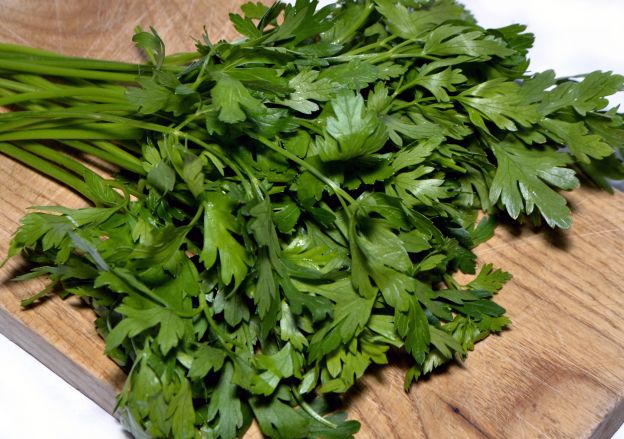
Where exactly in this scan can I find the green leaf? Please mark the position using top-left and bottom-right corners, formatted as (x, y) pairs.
(296, 171), (325, 202)
(189, 345), (227, 379)
(273, 201), (301, 234)
(230, 13), (263, 39)
(255, 342), (302, 381)
(241, 1), (269, 19)
(318, 60), (380, 90)
(264, 0), (333, 46)
(306, 279), (375, 360)
(147, 160), (176, 193)
(395, 295), (430, 364)
(132, 26), (165, 68)
(458, 79), (540, 131)
(540, 71), (624, 116)
(105, 306), (162, 353)
(384, 113), (439, 145)
(407, 66), (467, 102)
(201, 193), (250, 287)
(255, 251), (278, 320)
(282, 70), (341, 114)
(489, 140), (579, 228)
(167, 376), (195, 439)
(388, 166), (451, 206)
(127, 78), (174, 115)
(279, 302), (308, 350)
(211, 76), (263, 123)
(83, 171), (123, 206)
(320, 91), (388, 161)
(251, 396), (310, 439)
(156, 309), (186, 356)
(468, 263), (512, 293)
(374, 0), (469, 40)
(206, 362), (244, 439)
(423, 25), (514, 58)
(429, 325), (465, 358)
(469, 216), (497, 247)
(540, 118), (613, 163)
(181, 153), (205, 197)
(284, 130), (311, 158)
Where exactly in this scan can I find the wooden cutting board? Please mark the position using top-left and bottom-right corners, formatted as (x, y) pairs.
(0, 1), (623, 438)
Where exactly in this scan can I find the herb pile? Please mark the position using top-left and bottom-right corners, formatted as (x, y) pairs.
(1, 1), (623, 437)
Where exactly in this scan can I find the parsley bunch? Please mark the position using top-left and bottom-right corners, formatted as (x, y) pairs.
(1, 1), (623, 438)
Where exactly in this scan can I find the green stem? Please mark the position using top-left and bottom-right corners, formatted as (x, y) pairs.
(0, 124), (143, 141)
(293, 118), (324, 135)
(18, 142), (92, 176)
(164, 51), (200, 65)
(0, 43), (69, 59)
(62, 140), (144, 175)
(0, 108), (252, 197)
(92, 140), (144, 170)
(0, 142), (91, 198)
(0, 53), (149, 73)
(443, 273), (461, 290)
(291, 388), (338, 429)
(0, 59), (138, 82)
(0, 87), (127, 106)
(0, 106), (137, 134)
(342, 35), (398, 57)
(0, 77), (39, 93)
(12, 73), (61, 89)
(0, 43), (147, 74)
(391, 97), (435, 112)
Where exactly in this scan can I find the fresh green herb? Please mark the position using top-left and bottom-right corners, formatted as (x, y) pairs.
(1, 1), (623, 438)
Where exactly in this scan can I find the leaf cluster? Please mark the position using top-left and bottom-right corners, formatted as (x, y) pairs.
(1, 1), (623, 438)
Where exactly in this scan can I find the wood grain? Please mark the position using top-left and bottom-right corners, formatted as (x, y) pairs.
(0, 1), (623, 438)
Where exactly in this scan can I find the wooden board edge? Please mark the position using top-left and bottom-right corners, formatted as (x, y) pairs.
(0, 306), (118, 415)
(590, 397), (624, 439)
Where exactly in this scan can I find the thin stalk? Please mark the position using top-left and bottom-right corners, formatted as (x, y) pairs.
(291, 388), (338, 429)
(0, 59), (138, 82)
(164, 51), (200, 65)
(443, 273), (461, 290)
(91, 141), (144, 171)
(12, 73), (60, 89)
(293, 118), (324, 135)
(0, 124), (143, 141)
(0, 105), (137, 134)
(0, 87), (127, 106)
(0, 53), (149, 73)
(62, 140), (144, 175)
(342, 35), (398, 57)
(61, 103), (137, 114)
(0, 77), (39, 93)
(18, 141), (92, 176)
(0, 108), (252, 196)
(0, 43), (142, 71)
(391, 96), (435, 112)
(113, 140), (142, 155)
(0, 142), (90, 197)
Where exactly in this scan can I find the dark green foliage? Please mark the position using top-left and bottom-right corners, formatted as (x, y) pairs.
(1, 1), (623, 438)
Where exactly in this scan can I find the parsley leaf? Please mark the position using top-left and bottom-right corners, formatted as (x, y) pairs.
(2, 0), (623, 437)
(489, 140), (580, 227)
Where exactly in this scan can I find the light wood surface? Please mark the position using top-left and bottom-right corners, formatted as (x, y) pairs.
(0, 1), (623, 438)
